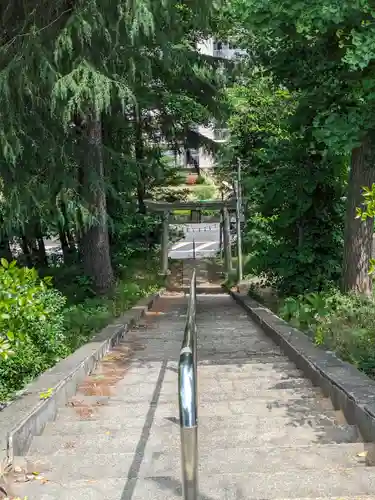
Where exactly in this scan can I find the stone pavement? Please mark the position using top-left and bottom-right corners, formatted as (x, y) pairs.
(167, 259), (223, 292)
(12, 292), (375, 499)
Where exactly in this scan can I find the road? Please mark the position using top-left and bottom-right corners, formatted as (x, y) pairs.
(168, 223), (221, 260)
(10, 224), (223, 262)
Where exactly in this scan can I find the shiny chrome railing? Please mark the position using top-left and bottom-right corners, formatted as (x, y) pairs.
(178, 268), (198, 500)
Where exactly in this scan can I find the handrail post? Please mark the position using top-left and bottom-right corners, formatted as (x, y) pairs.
(178, 269), (198, 500)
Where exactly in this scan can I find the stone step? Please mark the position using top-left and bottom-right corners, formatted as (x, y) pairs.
(16, 443), (368, 484)
(43, 411), (347, 437)
(56, 395), (337, 423)
(91, 365), (306, 386)
(72, 380), (322, 404)
(107, 358), (307, 377)
(198, 358), (304, 370)
(198, 354), (293, 365)
(12, 468), (375, 499)
(28, 418), (359, 456)
(79, 376), (313, 398)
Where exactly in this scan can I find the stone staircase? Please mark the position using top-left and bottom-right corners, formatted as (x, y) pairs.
(12, 292), (375, 499)
(167, 259), (224, 293)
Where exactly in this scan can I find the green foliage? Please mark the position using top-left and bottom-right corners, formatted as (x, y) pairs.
(216, 0), (375, 296)
(355, 184), (375, 275)
(214, 0), (375, 376)
(190, 184), (217, 201)
(0, 0), (225, 294)
(356, 184), (375, 221)
(0, 259), (66, 359)
(223, 78), (346, 295)
(280, 293), (331, 334)
(62, 257), (162, 351)
(109, 210), (162, 266)
(0, 0), (224, 399)
(0, 259), (68, 400)
(279, 289), (375, 378)
(0, 255), (162, 402)
(196, 175), (206, 185)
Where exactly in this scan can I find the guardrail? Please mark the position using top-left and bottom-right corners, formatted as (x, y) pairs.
(178, 269), (198, 500)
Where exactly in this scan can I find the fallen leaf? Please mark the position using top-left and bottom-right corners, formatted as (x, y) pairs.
(357, 451), (368, 457)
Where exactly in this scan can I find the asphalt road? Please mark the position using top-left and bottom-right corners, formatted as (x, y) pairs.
(12, 223), (224, 262)
(168, 223), (221, 260)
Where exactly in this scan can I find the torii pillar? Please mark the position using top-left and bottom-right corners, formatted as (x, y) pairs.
(161, 210), (170, 274)
(223, 207), (232, 274)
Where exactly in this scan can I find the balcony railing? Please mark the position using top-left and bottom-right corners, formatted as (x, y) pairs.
(213, 128), (230, 141)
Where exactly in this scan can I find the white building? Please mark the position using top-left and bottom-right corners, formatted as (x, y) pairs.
(163, 38), (244, 173)
(195, 38), (245, 170)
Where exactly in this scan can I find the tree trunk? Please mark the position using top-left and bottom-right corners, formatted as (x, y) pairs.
(36, 237), (48, 267)
(79, 113), (114, 295)
(137, 181), (146, 214)
(58, 199), (77, 263)
(0, 234), (12, 262)
(59, 227), (77, 264)
(59, 228), (71, 263)
(342, 141), (375, 295)
(67, 229), (76, 253)
(134, 110), (146, 214)
(35, 220), (48, 267)
(20, 235), (33, 267)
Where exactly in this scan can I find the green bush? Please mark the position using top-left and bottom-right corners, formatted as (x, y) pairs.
(279, 289), (375, 378)
(0, 255), (162, 402)
(190, 184), (217, 201)
(110, 213), (162, 268)
(0, 259), (68, 401)
(62, 263), (162, 350)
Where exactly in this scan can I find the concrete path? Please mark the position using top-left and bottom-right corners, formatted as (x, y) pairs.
(13, 293), (374, 499)
(169, 223), (221, 260)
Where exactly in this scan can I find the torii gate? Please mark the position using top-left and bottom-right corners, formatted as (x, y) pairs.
(144, 199), (237, 275)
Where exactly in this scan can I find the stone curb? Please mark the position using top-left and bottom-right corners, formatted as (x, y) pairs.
(230, 290), (375, 444)
(0, 288), (165, 464)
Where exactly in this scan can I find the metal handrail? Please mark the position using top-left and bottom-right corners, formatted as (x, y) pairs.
(178, 268), (198, 500)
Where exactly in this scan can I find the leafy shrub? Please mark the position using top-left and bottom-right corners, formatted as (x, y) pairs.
(40, 263), (96, 304)
(62, 262), (162, 350)
(0, 259), (68, 401)
(62, 302), (111, 352)
(191, 184), (216, 201)
(0, 254), (162, 402)
(279, 289), (375, 378)
(110, 213), (162, 269)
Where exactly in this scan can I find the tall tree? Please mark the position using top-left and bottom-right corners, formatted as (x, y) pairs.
(0, 0), (224, 293)
(219, 0), (375, 294)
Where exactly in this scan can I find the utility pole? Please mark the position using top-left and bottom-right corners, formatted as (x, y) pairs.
(219, 188), (224, 258)
(234, 160), (243, 282)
